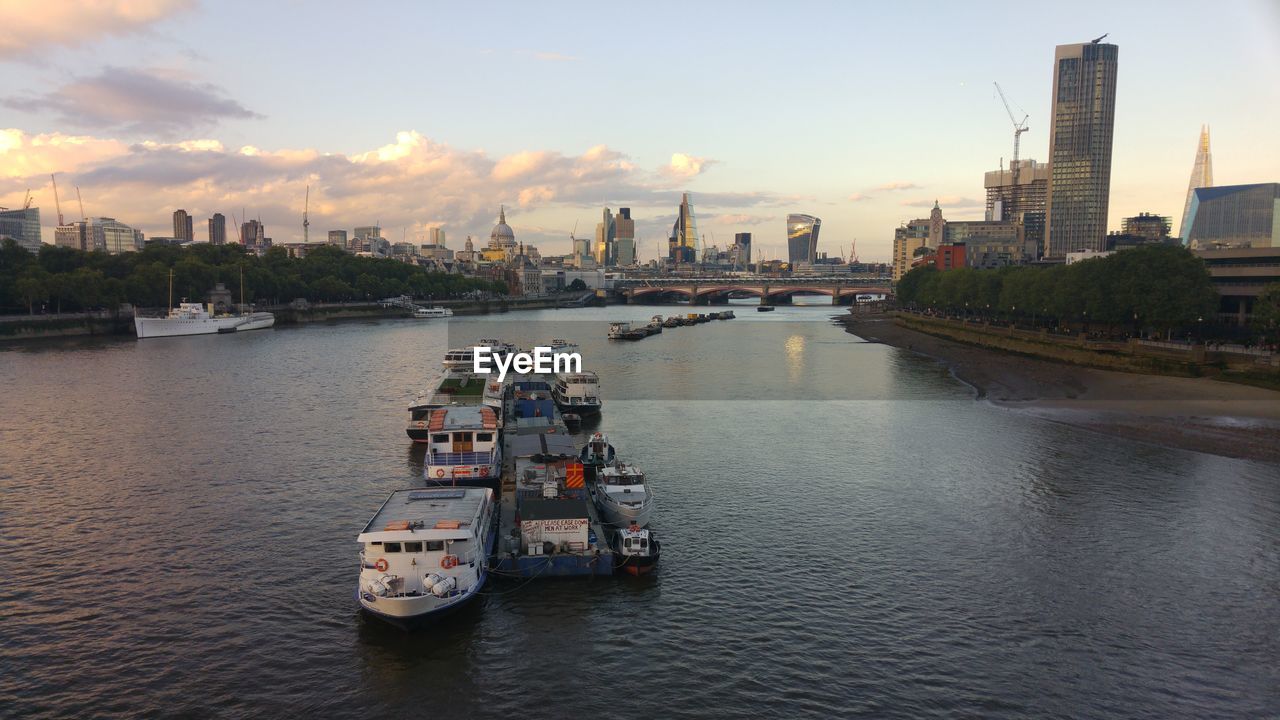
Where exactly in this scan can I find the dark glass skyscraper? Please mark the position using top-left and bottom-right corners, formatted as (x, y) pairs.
(786, 214), (821, 266)
(1184, 183), (1280, 249)
(1045, 39), (1118, 258)
(668, 193), (698, 263)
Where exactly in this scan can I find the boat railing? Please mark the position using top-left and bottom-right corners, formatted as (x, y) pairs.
(427, 450), (496, 466)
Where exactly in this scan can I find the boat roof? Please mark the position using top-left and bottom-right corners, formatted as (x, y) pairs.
(358, 487), (491, 542)
(556, 372), (598, 382)
(428, 405), (499, 431)
(512, 432), (578, 459)
(520, 497), (590, 521)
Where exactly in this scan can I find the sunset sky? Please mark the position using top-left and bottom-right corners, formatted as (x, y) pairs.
(2, 0), (1278, 261)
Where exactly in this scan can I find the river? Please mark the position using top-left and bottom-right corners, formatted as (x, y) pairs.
(1, 303), (1276, 718)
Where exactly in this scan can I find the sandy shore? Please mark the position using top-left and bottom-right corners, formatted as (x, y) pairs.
(839, 311), (1280, 464)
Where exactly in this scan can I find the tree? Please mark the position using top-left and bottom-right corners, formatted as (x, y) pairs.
(14, 274), (47, 314)
(1252, 282), (1280, 342)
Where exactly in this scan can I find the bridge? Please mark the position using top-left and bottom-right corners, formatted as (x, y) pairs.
(612, 276), (893, 305)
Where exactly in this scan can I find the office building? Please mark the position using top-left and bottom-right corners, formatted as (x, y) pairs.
(1195, 246), (1280, 323)
(668, 193), (698, 264)
(985, 158), (1049, 257)
(91, 218), (144, 254)
(1184, 183), (1280, 249)
(945, 220), (1029, 269)
(328, 230), (347, 247)
(207, 213), (226, 245)
(1044, 39), (1119, 258)
(614, 208), (635, 266)
(734, 232), (752, 269)
(241, 219), (266, 251)
(1180, 126), (1213, 240)
(786, 214), (821, 266)
(595, 207), (615, 266)
(173, 209), (194, 243)
(0, 207), (42, 252)
(892, 218), (932, 281)
(429, 227), (446, 247)
(55, 220), (89, 251)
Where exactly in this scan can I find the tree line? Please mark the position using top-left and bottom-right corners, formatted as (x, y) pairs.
(0, 241), (507, 314)
(895, 244), (1220, 335)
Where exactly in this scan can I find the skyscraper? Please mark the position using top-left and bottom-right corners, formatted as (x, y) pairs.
(733, 233), (752, 269)
(0, 207), (42, 252)
(208, 213), (226, 245)
(241, 219), (265, 251)
(1180, 126), (1213, 240)
(1044, 38), (1119, 258)
(595, 207), (615, 266)
(173, 209), (194, 243)
(668, 193), (698, 264)
(786, 214), (821, 266)
(614, 208), (636, 266)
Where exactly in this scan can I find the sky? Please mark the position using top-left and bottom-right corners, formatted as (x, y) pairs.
(1, 0), (1278, 262)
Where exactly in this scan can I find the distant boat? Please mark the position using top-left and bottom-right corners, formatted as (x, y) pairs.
(411, 306), (453, 319)
(757, 306), (775, 312)
(135, 269), (274, 338)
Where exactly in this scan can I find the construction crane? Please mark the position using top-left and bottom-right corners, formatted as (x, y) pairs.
(23, 189), (32, 210)
(302, 184), (310, 244)
(994, 82), (1030, 188)
(75, 186), (85, 220)
(51, 174), (64, 225)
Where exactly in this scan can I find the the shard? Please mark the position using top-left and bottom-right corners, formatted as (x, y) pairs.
(1179, 125), (1213, 240)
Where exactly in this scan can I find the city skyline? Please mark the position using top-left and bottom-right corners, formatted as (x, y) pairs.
(1, 1), (1278, 262)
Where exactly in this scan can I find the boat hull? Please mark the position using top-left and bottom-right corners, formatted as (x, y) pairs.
(614, 540), (660, 576)
(554, 398), (602, 416)
(355, 572), (485, 630)
(596, 497), (653, 529)
(134, 312), (275, 338)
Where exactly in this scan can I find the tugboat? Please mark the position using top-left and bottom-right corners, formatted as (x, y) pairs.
(646, 315), (664, 335)
(578, 431), (616, 480)
(608, 322), (632, 340)
(612, 522), (661, 576)
(355, 487), (497, 629)
(592, 461), (654, 528)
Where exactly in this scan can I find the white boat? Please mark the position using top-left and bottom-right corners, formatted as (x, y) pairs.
(422, 405), (503, 488)
(549, 338), (578, 353)
(134, 267), (275, 339)
(441, 338), (516, 369)
(412, 306), (453, 318)
(407, 371), (506, 441)
(356, 487), (497, 629)
(552, 371), (602, 416)
(592, 462), (654, 528)
(134, 303), (275, 338)
(613, 522), (661, 576)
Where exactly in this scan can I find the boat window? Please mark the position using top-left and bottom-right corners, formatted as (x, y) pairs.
(425, 541), (444, 551)
(476, 432), (493, 442)
(383, 542), (402, 553)
(404, 542), (423, 553)
(639, 539), (648, 548)
(432, 434), (449, 443)
(623, 538), (632, 549)
(457, 432), (473, 442)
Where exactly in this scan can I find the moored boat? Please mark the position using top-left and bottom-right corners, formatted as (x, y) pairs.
(422, 406), (502, 488)
(411, 306), (453, 318)
(612, 522), (661, 576)
(356, 487), (497, 629)
(578, 431), (616, 480)
(134, 302), (275, 338)
(592, 461), (654, 528)
(608, 322), (632, 340)
(757, 305), (775, 312)
(552, 371), (602, 416)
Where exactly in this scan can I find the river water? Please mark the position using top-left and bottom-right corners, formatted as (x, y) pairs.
(1, 303), (1276, 718)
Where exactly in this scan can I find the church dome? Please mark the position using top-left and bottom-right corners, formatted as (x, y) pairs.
(490, 206), (515, 246)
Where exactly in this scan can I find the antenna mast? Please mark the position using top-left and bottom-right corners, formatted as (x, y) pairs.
(303, 184), (310, 244)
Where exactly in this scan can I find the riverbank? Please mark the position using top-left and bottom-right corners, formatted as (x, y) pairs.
(0, 295), (588, 342)
(839, 311), (1280, 464)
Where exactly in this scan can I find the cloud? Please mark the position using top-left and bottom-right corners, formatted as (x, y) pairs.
(873, 181), (919, 191)
(0, 0), (192, 59)
(0, 128), (781, 248)
(847, 192), (872, 202)
(900, 195), (984, 209)
(662, 152), (716, 179)
(532, 51), (580, 62)
(710, 213), (773, 226)
(3, 67), (262, 137)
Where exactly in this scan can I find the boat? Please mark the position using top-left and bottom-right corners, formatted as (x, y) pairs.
(411, 306), (453, 319)
(612, 522), (661, 576)
(662, 316), (683, 328)
(717, 310), (735, 319)
(440, 338), (516, 369)
(406, 371), (506, 441)
(422, 406), (503, 488)
(563, 413), (582, 431)
(757, 306), (775, 312)
(552, 371), (602, 416)
(578, 431), (616, 479)
(608, 322), (632, 340)
(548, 338), (579, 353)
(355, 487), (497, 629)
(646, 315), (664, 334)
(592, 461), (654, 528)
(134, 268), (275, 339)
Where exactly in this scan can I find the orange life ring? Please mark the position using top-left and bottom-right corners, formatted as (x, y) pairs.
(480, 466), (489, 477)
(435, 468), (445, 478)
(374, 558), (389, 572)
(441, 555), (458, 569)
(415, 421), (426, 428)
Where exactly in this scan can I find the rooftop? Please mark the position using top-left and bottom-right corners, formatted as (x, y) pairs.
(358, 487), (490, 541)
